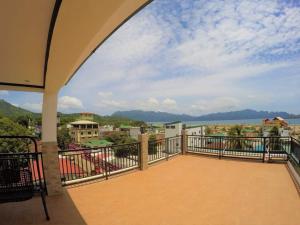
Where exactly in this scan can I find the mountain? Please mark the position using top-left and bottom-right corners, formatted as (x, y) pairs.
(112, 110), (195, 122)
(0, 99), (145, 127)
(0, 99), (38, 119)
(112, 109), (300, 122)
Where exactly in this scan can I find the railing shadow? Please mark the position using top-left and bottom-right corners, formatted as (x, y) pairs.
(0, 189), (87, 225)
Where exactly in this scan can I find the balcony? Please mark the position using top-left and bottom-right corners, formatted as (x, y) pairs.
(1, 154), (300, 225)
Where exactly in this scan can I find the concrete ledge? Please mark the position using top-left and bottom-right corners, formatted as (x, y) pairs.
(287, 161), (300, 195)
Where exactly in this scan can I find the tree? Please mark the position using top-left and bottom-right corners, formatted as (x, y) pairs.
(103, 132), (138, 158)
(269, 126), (281, 151)
(104, 131), (136, 145)
(228, 125), (244, 150)
(57, 127), (72, 150)
(269, 126), (279, 136)
(228, 125), (243, 136)
(0, 117), (31, 153)
(15, 115), (32, 128)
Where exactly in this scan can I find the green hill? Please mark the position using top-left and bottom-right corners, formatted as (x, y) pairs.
(0, 99), (38, 119)
(0, 99), (145, 127)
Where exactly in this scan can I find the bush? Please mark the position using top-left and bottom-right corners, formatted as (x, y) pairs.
(0, 117), (31, 153)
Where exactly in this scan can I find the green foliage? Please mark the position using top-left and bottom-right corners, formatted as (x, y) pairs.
(113, 144), (138, 158)
(57, 126), (72, 150)
(0, 99), (38, 120)
(228, 125), (243, 136)
(103, 132), (138, 158)
(228, 125), (244, 150)
(148, 134), (158, 155)
(103, 131), (136, 145)
(268, 127), (281, 150)
(206, 126), (212, 135)
(15, 115), (33, 128)
(0, 117), (31, 153)
(269, 126), (279, 136)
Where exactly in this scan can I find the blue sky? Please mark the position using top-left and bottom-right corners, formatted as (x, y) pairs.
(1, 0), (300, 115)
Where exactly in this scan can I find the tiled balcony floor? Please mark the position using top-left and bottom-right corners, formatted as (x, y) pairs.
(1, 155), (299, 225)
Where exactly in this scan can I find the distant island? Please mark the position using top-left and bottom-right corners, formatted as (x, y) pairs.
(112, 109), (300, 122)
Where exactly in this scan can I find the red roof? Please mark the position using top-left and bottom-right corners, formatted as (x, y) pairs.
(31, 158), (84, 180)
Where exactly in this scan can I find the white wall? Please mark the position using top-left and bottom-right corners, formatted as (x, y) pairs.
(129, 127), (141, 140)
(186, 126), (206, 136)
(165, 123), (182, 138)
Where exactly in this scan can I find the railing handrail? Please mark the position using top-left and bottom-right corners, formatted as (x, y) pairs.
(186, 135), (291, 139)
(59, 141), (141, 153)
(148, 136), (181, 144)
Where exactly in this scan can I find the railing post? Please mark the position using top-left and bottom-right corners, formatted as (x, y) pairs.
(138, 133), (149, 170)
(181, 129), (187, 155)
(104, 148), (108, 180)
(263, 137), (266, 163)
(219, 136), (222, 160)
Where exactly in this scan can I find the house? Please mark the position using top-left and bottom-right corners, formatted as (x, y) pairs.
(69, 120), (99, 144)
(129, 127), (141, 140)
(99, 125), (114, 134)
(164, 121), (182, 138)
(80, 112), (94, 121)
(263, 117), (288, 128)
(186, 126), (206, 136)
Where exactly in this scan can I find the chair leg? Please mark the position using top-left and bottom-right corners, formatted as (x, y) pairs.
(40, 191), (50, 220)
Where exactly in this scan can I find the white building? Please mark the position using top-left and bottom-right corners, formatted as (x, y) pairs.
(186, 126), (206, 136)
(99, 125), (114, 133)
(129, 127), (141, 140)
(164, 121), (182, 154)
(164, 121), (182, 138)
(263, 127), (290, 137)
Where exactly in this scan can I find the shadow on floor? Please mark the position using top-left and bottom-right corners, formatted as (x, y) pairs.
(0, 189), (87, 225)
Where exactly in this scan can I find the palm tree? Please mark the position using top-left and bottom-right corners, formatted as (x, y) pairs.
(268, 126), (281, 151)
(227, 125), (245, 150)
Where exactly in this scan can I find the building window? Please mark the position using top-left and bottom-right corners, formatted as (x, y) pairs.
(95, 131), (98, 135)
(88, 132), (91, 135)
(81, 132), (84, 135)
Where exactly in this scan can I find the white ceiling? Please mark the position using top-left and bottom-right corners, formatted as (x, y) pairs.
(0, 0), (150, 93)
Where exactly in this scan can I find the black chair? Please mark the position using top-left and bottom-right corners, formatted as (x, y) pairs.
(0, 136), (50, 220)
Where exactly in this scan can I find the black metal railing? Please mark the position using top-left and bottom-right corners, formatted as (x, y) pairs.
(0, 136), (46, 193)
(58, 142), (140, 184)
(148, 136), (181, 163)
(187, 135), (290, 162)
(291, 137), (300, 165)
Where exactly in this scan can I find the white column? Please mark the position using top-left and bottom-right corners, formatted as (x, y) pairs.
(42, 91), (58, 142)
(41, 91), (63, 195)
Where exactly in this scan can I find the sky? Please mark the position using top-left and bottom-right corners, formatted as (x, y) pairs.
(1, 0), (300, 116)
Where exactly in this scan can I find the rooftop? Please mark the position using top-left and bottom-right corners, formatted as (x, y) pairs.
(70, 120), (98, 125)
(1, 155), (299, 225)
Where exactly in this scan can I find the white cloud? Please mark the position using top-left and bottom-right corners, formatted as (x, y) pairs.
(21, 103), (42, 113)
(98, 91), (113, 98)
(58, 96), (83, 110)
(58, 0), (300, 115)
(190, 97), (240, 115)
(162, 98), (177, 109)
